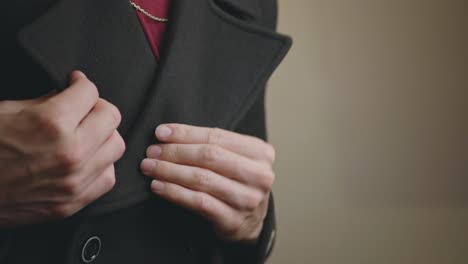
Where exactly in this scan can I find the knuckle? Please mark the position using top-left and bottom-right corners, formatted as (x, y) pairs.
(243, 191), (264, 211)
(28, 107), (67, 139)
(108, 104), (122, 125)
(201, 145), (222, 163)
(264, 142), (276, 163)
(169, 144), (181, 160)
(55, 145), (84, 173)
(81, 78), (99, 97)
(224, 217), (243, 237)
(208, 127), (223, 144)
(100, 99), (121, 126)
(161, 182), (174, 197)
(103, 171), (117, 192)
(89, 82), (99, 96)
(79, 78), (99, 94)
(258, 166), (276, 191)
(193, 169), (212, 189)
(59, 176), (83, 197)
(172, 124), (185, 141)
(113, 133), (127, 158)
(49, 203), (76, 218)
(196, 193), (211, 214)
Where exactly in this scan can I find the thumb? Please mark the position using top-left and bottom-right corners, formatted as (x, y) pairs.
(69, 70), (88, 85)
(0, 70), (86, 114)
(0, 90), (58, 114)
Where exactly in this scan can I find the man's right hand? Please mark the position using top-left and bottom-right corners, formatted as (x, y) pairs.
(0, 71), (126, 228)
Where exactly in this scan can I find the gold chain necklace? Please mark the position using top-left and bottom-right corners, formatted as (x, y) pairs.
(129, 1), (169, 22)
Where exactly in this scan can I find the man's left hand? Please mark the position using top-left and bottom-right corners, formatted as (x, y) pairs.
(140, 123), (276, 242)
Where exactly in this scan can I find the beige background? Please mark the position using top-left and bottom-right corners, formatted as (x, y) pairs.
(266, 1), (468, 263)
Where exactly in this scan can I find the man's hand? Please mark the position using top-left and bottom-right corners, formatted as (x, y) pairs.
(0, 71), (125, 228)
(140, 124), (276, 242)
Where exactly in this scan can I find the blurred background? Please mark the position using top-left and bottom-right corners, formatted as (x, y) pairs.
(266, 0), (468, 263)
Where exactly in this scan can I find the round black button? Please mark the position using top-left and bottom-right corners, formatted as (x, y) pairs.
(81, 236), (101, 263)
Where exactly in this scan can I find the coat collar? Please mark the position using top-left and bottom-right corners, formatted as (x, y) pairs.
(136, 0), (292, 131)
(212, 0), (262, 19)
(17, 0), (291, 213)
(18, 0), (291, 131)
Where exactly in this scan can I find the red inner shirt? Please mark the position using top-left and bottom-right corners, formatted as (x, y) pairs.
(132, 0), (170, 60)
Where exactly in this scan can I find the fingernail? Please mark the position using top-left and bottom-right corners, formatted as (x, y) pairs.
(151, 180), (165, 193)
(156, 125), (172, 139)
(147, 145), (162, 158)
(141, 159), (157, 174)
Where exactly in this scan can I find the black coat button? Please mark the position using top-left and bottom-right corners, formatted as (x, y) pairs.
(81, 236), (101, 263)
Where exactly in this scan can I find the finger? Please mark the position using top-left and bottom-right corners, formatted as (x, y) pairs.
(146, 144), (275, 191)
(51, 165), (116, 217)
(20, 131), (124, 205)
(77, 130), (126, 192)
(0, 90), (58, 114)
(44, 71), (99, 128)
(36, 165), (116, 211)
(76, 165), (116, 208)
(76, 99), (122, 157)
(140, 159), (264, 211)
(150, 179), (241, 232)
(155, 124), (275, 163)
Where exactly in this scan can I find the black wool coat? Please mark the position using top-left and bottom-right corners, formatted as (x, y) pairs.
(0, 0), (291, 263)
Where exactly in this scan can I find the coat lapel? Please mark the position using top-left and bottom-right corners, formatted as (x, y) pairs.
(17, 0), (292, 213)
(17, 0), (157, 137)
(136, 0), (292, 132)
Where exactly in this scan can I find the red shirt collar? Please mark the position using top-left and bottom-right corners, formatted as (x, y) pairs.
(131, 0), (171, 60)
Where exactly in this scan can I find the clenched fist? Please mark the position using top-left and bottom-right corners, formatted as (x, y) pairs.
(0, 71), (125, 228)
